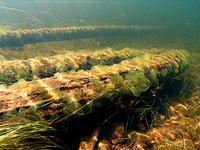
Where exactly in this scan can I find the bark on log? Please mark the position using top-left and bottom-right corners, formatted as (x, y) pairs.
(0, 50), (188, 120)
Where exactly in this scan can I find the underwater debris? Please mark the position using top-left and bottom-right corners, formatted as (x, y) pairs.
(0, 25), (160, 47)
(0, 50), (188, 122)
(146, 87), (200, 150)
(90, 87), (200, 150)
(79, 128), (100, 150)
(0, 48), (163, 85)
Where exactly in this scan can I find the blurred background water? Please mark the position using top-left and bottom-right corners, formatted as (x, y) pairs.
(0, 0), (200, 58)
(0, 0), (199, 28)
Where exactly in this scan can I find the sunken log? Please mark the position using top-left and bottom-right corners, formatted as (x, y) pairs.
(0, 50), (188, 122)
(0, 25), (159, 47)
(0, 48), (163, 85)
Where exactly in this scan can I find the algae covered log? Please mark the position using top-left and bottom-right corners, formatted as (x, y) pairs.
(0, 25), (159, 47)
(0, 48), (163, 85)
(0, 50), (188, 118)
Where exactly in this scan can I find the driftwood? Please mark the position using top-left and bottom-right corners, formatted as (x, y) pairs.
(0, 48), (163, 85)
(0, 50), (188, 122)
(0, 25), (159, 47)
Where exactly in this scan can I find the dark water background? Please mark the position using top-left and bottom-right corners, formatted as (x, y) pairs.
(0, 0), (200, 51)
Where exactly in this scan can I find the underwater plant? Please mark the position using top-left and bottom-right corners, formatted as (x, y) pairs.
(123, 71), (151, 97)
(0, 48), (163, 85)
(0, 119), (65, 150)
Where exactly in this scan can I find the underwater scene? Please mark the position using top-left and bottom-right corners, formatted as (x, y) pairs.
(0, 0), (200, 149)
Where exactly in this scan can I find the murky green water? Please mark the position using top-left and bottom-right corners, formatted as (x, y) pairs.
(0, 1), (200, 149)
(0, 0), (200, 52)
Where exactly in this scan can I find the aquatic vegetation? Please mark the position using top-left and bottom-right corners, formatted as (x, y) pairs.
(146, 93), (200, 150)
(124, 71), (150, 97)
(0, 0), (199, 149)
(91, 87), (200, 150)
(104, 55), (199, 150)
(0, 120), (64, 150)
(145, 57), (200, 150)
(0, 49), (190, 149)
(0, 48), (163, 85)
(0, 50), (188, 119)
(0, 25), (160, 47)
